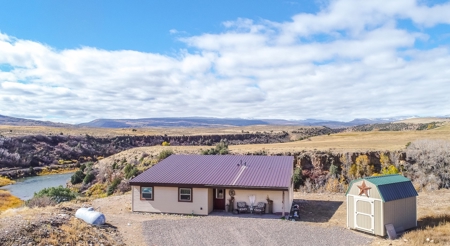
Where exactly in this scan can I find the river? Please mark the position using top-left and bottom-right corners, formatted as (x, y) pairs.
(0, 173), (73, 200)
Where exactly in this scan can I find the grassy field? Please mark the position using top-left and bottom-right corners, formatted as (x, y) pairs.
(85, 123), (450, 156)
(2, 122), (450, 152)
(231, 123), (450, 152)
(0, 125), (303, 137)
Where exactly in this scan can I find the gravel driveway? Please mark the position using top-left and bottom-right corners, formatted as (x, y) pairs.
(142, 215), (373, 246)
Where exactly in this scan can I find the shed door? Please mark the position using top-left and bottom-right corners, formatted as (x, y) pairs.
(354, 197), (375, 233)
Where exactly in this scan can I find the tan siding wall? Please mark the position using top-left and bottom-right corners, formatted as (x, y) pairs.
(356, 214), (372, 231)
(356, 200), (372, 214)
(132, 186), (209, 215)
(348, 195), (354, 228)
(208, 188), (214, 213)
(229, 189), (287, 213)
(374, 200), (383, 236)
(383, 197), (417, 236)
(348, 181), (381, 200)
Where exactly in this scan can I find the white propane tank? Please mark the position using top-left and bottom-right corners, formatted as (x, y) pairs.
(75, 207), (106, 225)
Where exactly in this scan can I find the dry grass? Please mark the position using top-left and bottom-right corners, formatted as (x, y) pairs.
(399, 215), (450, 245)
(0, 190), (23, 212)
(0, 176), (15, 187)
(0, 124), (301, 137)
(230, 123), (450, 152)
(87, 123), (450, 158)
(37, 166), (78, 176)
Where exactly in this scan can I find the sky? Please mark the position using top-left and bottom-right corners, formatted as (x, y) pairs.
(0, 0), (450, 123)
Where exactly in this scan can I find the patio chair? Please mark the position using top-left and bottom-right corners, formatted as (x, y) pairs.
(253, 202), (266, 214)
(236, 202), (249, 213)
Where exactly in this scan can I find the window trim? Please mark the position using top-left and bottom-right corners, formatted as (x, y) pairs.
(140, 186), (154, 201)
(178, 187), (193, 202)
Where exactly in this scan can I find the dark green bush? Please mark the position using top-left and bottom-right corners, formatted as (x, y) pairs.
(33, 185), (76, 203)
(83, 172), (95, 184)
(71, 170), (85, 184)
(107, 178), (122, 196)
(293, 167), (303, 189)
(79, 163), (86, 172)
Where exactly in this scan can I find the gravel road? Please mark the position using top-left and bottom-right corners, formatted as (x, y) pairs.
(142, 216), (373, 246)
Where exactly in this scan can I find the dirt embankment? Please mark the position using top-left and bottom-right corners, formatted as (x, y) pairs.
(0, 204), (125, 246)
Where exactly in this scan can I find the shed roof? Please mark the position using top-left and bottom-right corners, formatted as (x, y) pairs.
(130, 155), (294, 190)
(346, 174), (418, 202)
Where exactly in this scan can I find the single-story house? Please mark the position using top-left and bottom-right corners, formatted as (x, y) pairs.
(346, 174), (418, 236)
(129, 155), (294, 216)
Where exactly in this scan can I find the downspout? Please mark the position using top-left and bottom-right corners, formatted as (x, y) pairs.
(282, 191), (285, 217)
(132, 186), (134, 212)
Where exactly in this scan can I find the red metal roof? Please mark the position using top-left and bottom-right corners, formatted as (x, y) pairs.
(130, 155), (294, 189)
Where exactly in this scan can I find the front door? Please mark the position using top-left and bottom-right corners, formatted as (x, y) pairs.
(213, 189), (226, 210)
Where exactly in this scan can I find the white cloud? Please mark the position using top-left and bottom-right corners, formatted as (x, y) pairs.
(0, 0), (450, 123)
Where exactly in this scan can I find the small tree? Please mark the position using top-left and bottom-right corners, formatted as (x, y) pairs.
(293, 167), (303, 189)
(71, 170), (85, 184)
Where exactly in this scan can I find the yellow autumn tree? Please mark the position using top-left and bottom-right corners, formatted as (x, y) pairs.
(349, 155), (374, 178)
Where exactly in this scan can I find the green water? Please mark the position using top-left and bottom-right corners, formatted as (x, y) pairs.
(0, 173), (73, 200)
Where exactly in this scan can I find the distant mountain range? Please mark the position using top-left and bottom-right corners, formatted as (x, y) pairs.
(0, 114), (447, 128)
(0, 114), (71, 127)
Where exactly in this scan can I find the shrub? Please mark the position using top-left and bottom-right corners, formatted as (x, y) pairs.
(26, 196), (57, 208)
(86, 183), (107, 197)
(293, 167), (303, 189)
(83, 172), (95, 184)
(107, 178), (122, 196)
(405, 139), (450, 190)
(33, 186), (76, 203)
(162, 141), (170, 146)
(329, 163), (339, 178)
(381, 165), (399, 175)
(71, 170), (85, 185)
(123, 164), (139, 179)
(117, 180), (131, 193)
(79, 163), (87, 172)
(158, 149), (173, 161)
(201, 140), (229, 155)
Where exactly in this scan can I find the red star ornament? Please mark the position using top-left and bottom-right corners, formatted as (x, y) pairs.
(357, 180), (371, 197)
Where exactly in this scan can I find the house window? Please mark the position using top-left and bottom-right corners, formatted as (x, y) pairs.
(141, 187), (153, 200)
(216, 189), (224, 199)
(179, 188), (192, 202)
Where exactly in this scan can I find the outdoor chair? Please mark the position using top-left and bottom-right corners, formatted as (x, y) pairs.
(253, 202), (266, 214)
(236, 202), (249, 213)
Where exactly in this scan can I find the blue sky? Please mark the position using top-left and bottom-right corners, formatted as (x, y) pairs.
(0, 0), (450, 123)
(0, 1), (318, 53)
